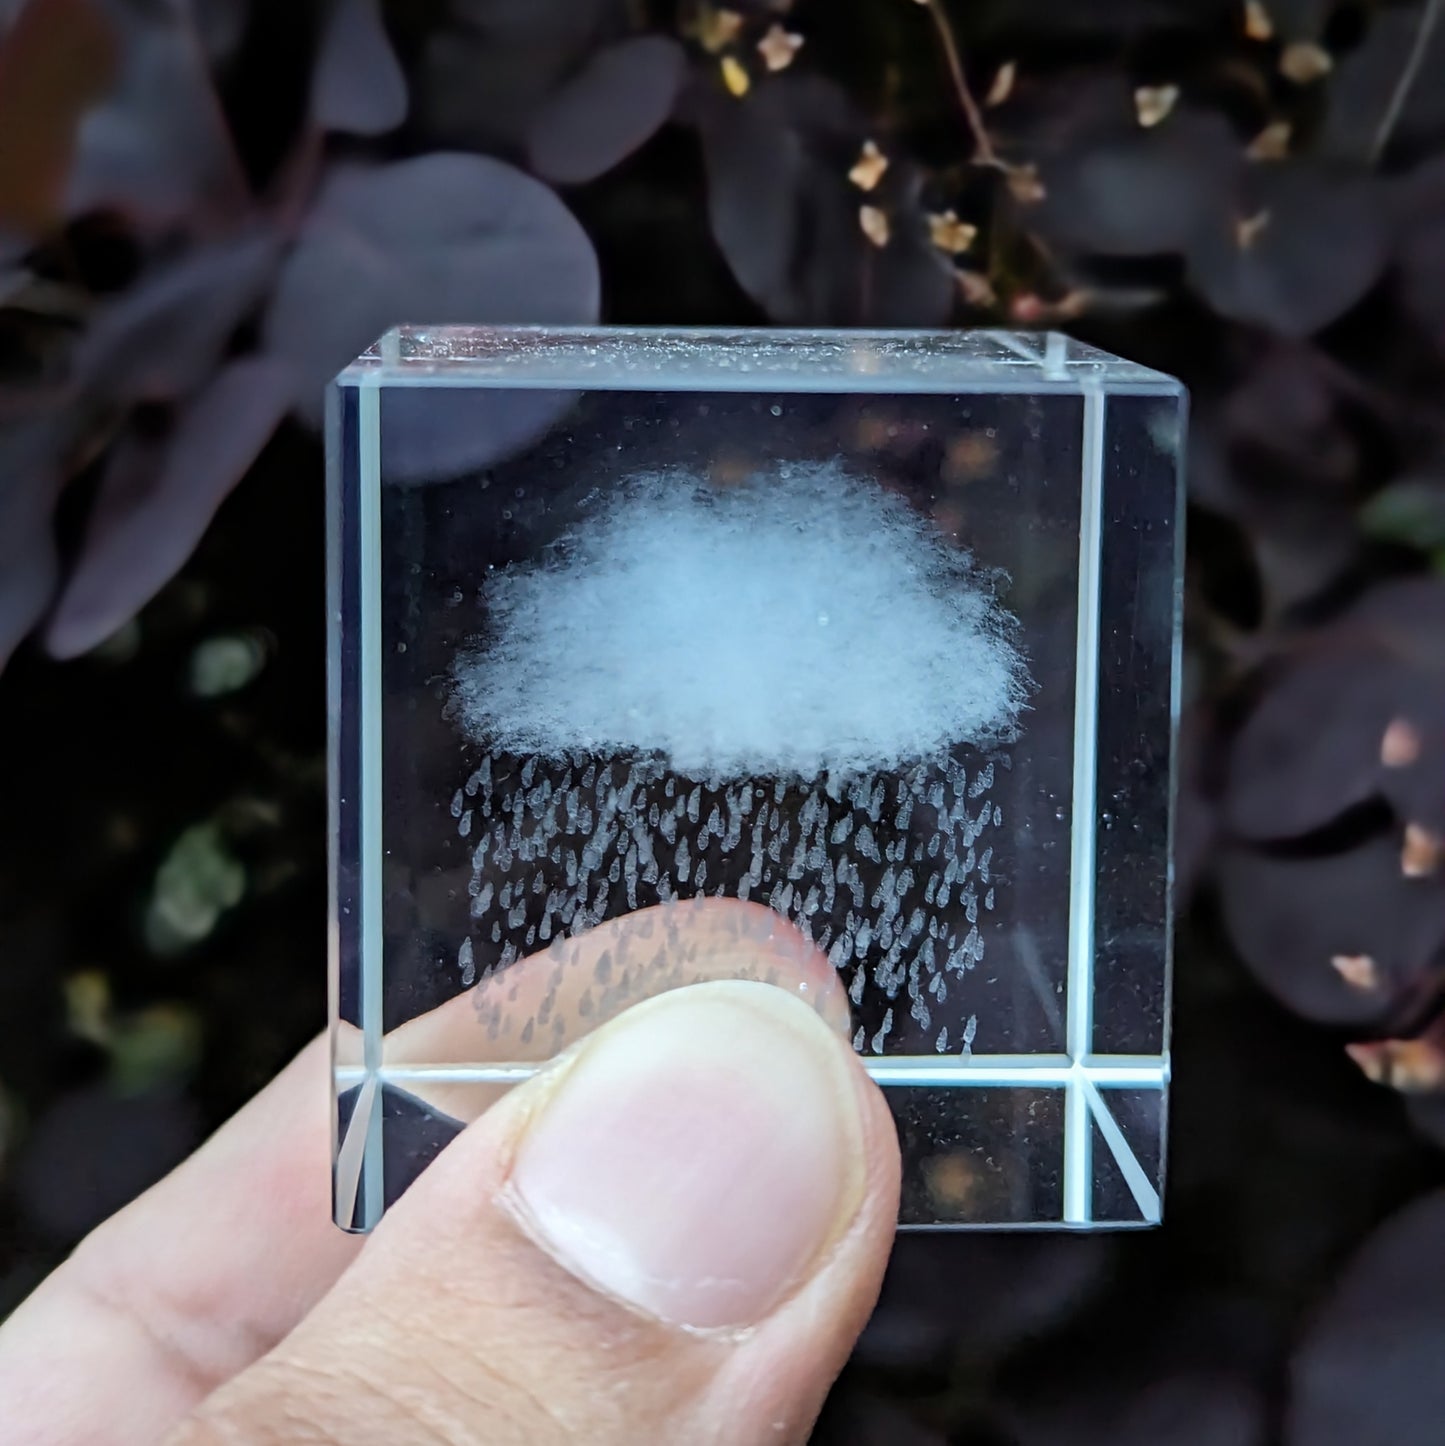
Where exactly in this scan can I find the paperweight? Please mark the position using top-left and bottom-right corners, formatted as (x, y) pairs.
(328, 327), (1184, 1231)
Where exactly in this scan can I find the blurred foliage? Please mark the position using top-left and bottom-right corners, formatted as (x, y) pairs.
(4, 0), (1445, 1441)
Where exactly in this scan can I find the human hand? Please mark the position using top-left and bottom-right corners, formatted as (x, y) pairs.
(0, 967), (900, 1444)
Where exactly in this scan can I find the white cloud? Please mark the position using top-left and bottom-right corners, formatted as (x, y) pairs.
(455, 462), (1027, 781)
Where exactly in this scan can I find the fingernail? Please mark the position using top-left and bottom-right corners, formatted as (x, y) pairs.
(504, 979), (868, 1330)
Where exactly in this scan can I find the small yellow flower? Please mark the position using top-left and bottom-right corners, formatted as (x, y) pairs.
(1330, 954), (1379, 992)
(756, 23), (804, 72)
(1243, 0), (1273, 40)
(986, 61), (1016, 107)
(1403, 822), (1443, 878)
(928, 210), (978, 255)
(859, 205), (891, 247)
(1134, 84), (1179, 128)
(1246, 120), (1291, 160)
(1005, 164), (1046, 204)
(1280, 40), (1332, 83)
(955, 270), (997, 308)
(720, 54), (750, 97)
(848, 140), (889, 192)
(1381, 718), (1422, 768)
(695, 6), (744, 53)
(1235, 209), (1271, 249)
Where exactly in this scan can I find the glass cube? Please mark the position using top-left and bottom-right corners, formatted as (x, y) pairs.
(328, 327), (1184, 1232)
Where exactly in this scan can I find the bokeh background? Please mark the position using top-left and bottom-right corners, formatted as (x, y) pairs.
(4, 0), (1445, 1440)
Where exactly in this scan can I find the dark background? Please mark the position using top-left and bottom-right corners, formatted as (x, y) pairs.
(5, 0), (1445, 1441)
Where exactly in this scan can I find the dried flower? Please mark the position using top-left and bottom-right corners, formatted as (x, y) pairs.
(1244, 0), (1274, 40)
(921, 1151), (979, 1212)
(1011, 289), (1089, 324)
(1347, 1038), (1445, 1093)
(1280, 40), (1333, 84)
(1401, 822), (1442, 878)
(944, 430), (999, 481)
(1236, 209), (1271, 249)
(956, 270), (997, 308)
(1330, 954), (1380, 992)
(720, 53), (750, 97)
(1381, 718), (1422, 768)
(986, 61), (1016, 107)
(694, 6), (745, 54)
(928, 210), (978, 254)
(1005, 163), (1046, 204)
(1134, 84), (1179, 128)
(848, 140), (889, 192)
(859, 204), (891, 247)
(756, 23), (804, 72)
(1247, 120), (1292, 161)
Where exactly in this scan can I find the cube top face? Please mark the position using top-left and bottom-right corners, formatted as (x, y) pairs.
(341, 324), (1179, 393)
(328, 326), (1184, 1234)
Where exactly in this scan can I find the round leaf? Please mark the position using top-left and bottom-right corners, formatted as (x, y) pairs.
(1218, 837), (1445, 1026)
(311, 0), (408, 138)
(1187, 166), (1391, 338)
(262, 153), (600, 424)
(526, 35), (686, 185)
(1288, 1192), (1445, 1446)
(46, 355), (295, 659)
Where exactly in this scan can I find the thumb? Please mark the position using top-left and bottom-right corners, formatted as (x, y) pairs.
(165, 980), (901, 1446)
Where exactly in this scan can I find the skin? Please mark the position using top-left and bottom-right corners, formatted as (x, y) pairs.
(0, 902), (900, 1445)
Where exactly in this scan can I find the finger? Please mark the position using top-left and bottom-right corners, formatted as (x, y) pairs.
(381, 897), (851, 1121)
(168, 980), (901, 1446)
(0, 1036), (361, 1446)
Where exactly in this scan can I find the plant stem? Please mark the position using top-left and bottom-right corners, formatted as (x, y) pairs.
(1370, 0), (1443, 164)
(922, 0), (1002, 168)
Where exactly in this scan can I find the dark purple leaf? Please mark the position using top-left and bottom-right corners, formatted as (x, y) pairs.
(1035, 109), (1242, 258)
(1186, 166), (1391, 338)
(0, 441), (62, 669)
(1406, 1092), (1445, 1150)
(14, 1084), (201, 1243)
(857, 1234), (1110, 1372)
(261, 153), (600, 425)
(46, 355), (295, 658)
(377, 387), (583, 483)
(1217, 837), (1445, 1026)
(312, 0), (408, 138)
(1395, 155), (1445, 356)
(66, 0), (248, 228)
(1320, 3), (1445, 163)
(1011, 1375), (1268, 1446)
(690, 73), (954, 325)
(526, 35), (685, 185)
(1224, 343), (1368, 497)
(1188, 418), (1360, 619)
(1175, 706), (1220, 904)
(73, 228), (280, 404)
(191, 0), (250, 62)
(812, 1386), (948, 1446)
(1288, 1192), (1445, 1446)
(416, 0), (616, 153)
(1224, 650), (1424, 841)
(1248, 522), (1362, 620)
(1262, 0), (1334, 36)
(970, 0), (1239, 37)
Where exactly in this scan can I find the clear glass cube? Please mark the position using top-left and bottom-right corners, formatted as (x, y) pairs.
(328, 327), (1184, 1232)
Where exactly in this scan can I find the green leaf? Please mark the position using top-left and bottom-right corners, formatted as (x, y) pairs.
(1361, 478), (1445, 552)
(144, 821), (246, 956)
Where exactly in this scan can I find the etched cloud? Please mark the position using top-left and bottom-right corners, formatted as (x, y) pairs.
(454, 462), (1028, 780)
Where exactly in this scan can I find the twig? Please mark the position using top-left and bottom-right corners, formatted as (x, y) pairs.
(921, 0), (1003, 169)
(1370, 0), (1443, 164)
